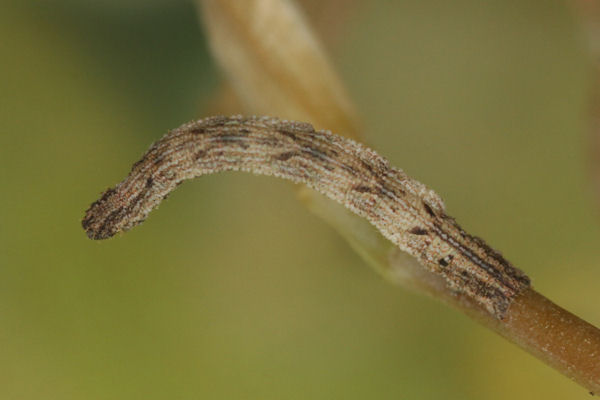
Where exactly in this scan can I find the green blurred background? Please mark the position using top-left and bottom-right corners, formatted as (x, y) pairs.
(1, 0), (599, 398)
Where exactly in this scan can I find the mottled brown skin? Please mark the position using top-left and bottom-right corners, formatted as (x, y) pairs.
(82, 115), (530, 318)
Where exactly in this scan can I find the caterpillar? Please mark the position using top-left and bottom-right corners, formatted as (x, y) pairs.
(82, 115), (530, 318)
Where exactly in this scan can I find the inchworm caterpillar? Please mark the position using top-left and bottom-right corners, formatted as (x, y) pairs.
(82, 115), (530, 318)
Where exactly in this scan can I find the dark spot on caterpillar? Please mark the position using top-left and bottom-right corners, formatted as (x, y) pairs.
(409, 227), (428, 235)
(359, 159), (375, 175)
(97, 206), (125, 238)
(261, 135), (281, 147)
(273, 151), (298, 161)
(353, 184), (373, 193)
(214, 135), (250, 149)
(127, 190), (147, 213)
(439, 255), (454, 267)
(340, 163), (358, 176)
(278, 127), (298, 140)
(299, 148), (335, 171)
(423, 202), (436, 217)
(379, 185), (399, 201)
(194, 150), (206, 160)
(239, 128), (251, 135)
(302, 147), (329, 161)
(153, 156), (166, 167)
(190, 127), (206, 135)
(145, 177), (154, 188)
